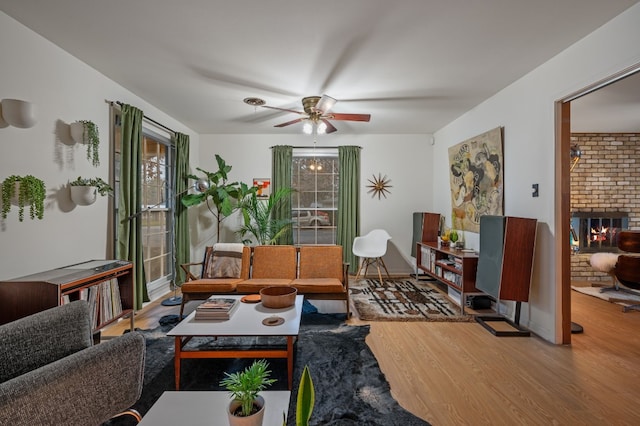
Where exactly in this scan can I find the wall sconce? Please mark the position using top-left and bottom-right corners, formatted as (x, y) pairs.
(0, 99), (37, 129)
(570, 144), (582, 172)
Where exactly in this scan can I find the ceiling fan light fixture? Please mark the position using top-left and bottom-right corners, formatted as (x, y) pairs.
(302, 121), (313, 134)
(317, 121), (327, 135)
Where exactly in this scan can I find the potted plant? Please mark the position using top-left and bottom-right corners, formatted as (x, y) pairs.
(238, 187), (294, 245)
(69, 176), (113, 206)
(70, 120), (101, 167)
(291, 365), (315, 426)
(220, 359), (277, 426)
(181, 154), (257, 242)
(1, 175), (46, 221)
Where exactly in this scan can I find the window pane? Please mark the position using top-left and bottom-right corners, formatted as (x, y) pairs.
(291, 151), (338, 245)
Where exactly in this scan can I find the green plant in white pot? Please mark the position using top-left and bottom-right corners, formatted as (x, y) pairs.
(1, 174), (46, 221)
(220, 359), (277, 426)
(69, 176), (113, 206)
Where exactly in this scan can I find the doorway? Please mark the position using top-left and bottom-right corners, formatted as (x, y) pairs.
(558, 64), (640, 343)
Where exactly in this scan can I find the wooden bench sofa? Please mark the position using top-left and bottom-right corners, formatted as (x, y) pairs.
(179, 244), (350, 317)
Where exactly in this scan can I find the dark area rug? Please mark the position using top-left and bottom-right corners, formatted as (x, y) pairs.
(104, 312), (430, 426)
(350, 278), (474, 322)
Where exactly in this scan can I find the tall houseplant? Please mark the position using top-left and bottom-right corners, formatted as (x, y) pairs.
(1, 175), (46, 221)
(238, 187), (294, 245)
(220, 359), (277, 426)
(181, 154), (257, 242)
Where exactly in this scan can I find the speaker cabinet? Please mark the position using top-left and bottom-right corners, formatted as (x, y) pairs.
(411, 212), (441, 256)
(476, 215), (537, 302)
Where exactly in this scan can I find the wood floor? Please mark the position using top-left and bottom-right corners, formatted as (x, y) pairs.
(102, 283), (640, 425)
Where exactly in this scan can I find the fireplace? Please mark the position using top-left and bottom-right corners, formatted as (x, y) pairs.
(571, 212), (629, 253)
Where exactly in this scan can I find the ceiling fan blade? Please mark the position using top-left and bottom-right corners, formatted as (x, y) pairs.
(262, 105), (306, 115)
(314, 95), (337, 114)
(321, 119), (338, 134)
(328, 113), (371, 122)
(274, 118), (304, 128)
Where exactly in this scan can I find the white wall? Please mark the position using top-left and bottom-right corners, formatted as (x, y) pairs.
(432, 3), (640, 342)
(0, 12), (198, 281)
(196, 134), (434, 274)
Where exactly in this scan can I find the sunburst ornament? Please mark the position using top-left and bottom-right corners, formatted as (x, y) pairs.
(367, 173), (392, 199)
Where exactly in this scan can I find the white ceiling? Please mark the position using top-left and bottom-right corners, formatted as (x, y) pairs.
(1, 0), (638, 135)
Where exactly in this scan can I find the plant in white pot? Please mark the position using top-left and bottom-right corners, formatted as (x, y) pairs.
(69, 176), (113, 206)
(220, 359), (277, 426)
(1, 174), (46, 221)
(70, 120), (101, 167)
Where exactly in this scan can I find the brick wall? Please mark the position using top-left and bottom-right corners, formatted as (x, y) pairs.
(570, 133), (640, 281)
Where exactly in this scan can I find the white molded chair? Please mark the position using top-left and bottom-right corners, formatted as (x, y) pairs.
(352, 229), (392, 283)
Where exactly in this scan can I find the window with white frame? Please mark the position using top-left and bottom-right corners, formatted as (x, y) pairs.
(291, 148), (338, 245)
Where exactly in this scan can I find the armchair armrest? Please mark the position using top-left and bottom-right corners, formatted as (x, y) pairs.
(180, 261), (204, 282)
(0, 331), (145, 426)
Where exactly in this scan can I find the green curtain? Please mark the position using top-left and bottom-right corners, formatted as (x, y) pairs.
(116, 104), (148, 310)
(272, 145), (293, 244)
(338, 146), (361, 273)
(173, 132), (190, 286)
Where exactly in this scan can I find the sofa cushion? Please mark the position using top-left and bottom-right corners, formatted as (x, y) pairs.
(181, 278), (242, 294)
(250, 245), (297, 280)
(298, 245), (344, 281)
(291, 278), (345, 293)
(236, 279), (294, 293)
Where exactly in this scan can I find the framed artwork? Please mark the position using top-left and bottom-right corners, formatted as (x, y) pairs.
(448, 127), (504, 233)
(253, 178), (270, 199)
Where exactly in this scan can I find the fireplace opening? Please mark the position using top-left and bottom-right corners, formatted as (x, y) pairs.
(571, 212), (629, 253)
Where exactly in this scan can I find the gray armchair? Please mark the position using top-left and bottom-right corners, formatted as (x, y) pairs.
(0, 300), (145, 425)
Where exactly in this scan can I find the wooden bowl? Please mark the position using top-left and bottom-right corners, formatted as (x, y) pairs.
(259, 286), (297, 309)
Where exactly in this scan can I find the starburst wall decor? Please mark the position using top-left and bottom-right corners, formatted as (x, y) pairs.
(367, 173), (392, 199)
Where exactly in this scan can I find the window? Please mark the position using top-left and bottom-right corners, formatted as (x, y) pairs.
(113, 117), (175, 300)
(291, 148), (338, 245)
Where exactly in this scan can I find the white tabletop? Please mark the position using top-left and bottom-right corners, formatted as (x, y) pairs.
(138, 391), (291, 425)
(168, 295), (303, 337)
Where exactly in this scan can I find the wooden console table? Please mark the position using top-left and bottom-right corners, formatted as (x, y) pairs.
(0, 260), (134, 332)
(416, 242), (479, 313)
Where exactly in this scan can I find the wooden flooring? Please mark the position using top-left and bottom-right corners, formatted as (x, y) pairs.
(102, 282), (640, 425)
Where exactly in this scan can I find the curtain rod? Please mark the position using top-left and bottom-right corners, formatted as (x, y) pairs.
(270, 145), (362, 149)
(106, 100), (177, 135)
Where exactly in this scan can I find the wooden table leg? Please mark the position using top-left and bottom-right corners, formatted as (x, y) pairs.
(174, 336), (181, 390)
(287, 336), (294, 390)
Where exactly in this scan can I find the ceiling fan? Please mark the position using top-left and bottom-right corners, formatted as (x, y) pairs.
(245, 95), (371, 134)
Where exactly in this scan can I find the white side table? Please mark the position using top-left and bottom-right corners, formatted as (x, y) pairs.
(138, 391), (291, 426)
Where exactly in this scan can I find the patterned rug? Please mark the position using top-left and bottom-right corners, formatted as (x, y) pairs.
(350, 278), (474, 322)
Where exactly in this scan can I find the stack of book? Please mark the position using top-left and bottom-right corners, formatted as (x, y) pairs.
(194, 297), (239, 320)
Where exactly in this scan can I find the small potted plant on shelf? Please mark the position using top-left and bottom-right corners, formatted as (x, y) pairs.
(69, 176), (113, 206)
(1, 174), (46, 221)
(220, 359), (277, 426)
(70, 120), (101, 167)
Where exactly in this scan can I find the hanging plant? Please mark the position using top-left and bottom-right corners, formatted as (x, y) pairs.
(78, 120), (100, 167)
(69, 176), (113, 196)
(1, 175), (46, 221)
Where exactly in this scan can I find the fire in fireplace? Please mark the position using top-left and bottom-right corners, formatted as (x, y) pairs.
(571, 212), (629, 253)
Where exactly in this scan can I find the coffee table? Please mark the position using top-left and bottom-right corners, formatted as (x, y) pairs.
(168, 294), (303, 390)
(138, 390), (291, 425)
